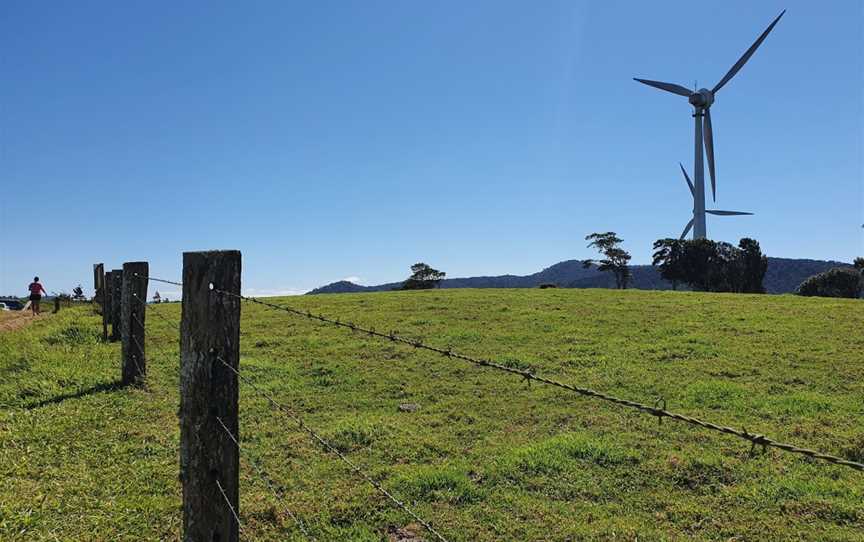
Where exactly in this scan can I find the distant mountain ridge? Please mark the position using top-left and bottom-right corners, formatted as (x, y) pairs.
(307, 258), (853, 295)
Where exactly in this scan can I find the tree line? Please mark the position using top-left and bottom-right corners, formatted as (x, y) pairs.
(397, 236), (861, 299)
(579, 232), (768, 293)
(651, 237), (768, 293)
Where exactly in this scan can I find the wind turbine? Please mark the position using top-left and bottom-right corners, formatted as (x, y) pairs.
(677, 162), (751, 239)
(635, 10), (785, 239)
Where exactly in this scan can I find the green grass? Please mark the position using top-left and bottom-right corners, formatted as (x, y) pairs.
(0, 288), (862, 541)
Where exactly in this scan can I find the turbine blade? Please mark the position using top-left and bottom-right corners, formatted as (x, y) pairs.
(679, 162), (694, 196)
(704, 108), (716, 201)
(680, 218), (695, 240)
(712, 10), (786, 93)
(633, 78), (693, 97)
(706, 210), (753, 216)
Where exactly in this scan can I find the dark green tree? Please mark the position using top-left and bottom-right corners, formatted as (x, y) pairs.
(402, 263), (446, 290)
(652, 237), (767, 293)
(854, 257), (864, 271)
(677, 238), (718, 292)
(652, 238), (687, 290)
(583, 232), (632, 289)
(736, 238), (768, 293)
(796, 268), (862, 298)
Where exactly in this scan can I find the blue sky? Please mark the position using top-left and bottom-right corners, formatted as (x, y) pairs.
(2, 0), (862, 297)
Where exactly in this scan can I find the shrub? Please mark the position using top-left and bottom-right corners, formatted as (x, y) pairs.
(796, 268), (862, 299)
(538, 283), (558, 289)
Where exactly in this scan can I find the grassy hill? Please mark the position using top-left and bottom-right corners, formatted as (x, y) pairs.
(0, 289), (862, 541)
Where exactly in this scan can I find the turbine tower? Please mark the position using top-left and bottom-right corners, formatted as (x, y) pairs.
(634, 10), (785, 239)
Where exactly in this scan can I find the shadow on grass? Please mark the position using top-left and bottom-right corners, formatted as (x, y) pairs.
(24, 380), (127, 410)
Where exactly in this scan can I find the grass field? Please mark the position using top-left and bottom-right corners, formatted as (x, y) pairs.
(0, 288), (862, 541)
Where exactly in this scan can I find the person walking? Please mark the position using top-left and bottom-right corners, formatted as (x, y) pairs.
(28, 277), (47, 315)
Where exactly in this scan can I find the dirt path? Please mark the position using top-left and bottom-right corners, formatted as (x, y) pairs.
(0, 311), (46, 333)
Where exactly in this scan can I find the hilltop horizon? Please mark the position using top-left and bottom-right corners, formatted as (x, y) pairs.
(308, 255), (854, 296)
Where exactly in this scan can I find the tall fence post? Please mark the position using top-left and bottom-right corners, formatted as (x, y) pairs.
(94, 264), (106, 339)
(121, 262), (148, 386)
(110, 269), (123, 342)
(180, 250), (242, 542)
(93, 263), (104, 310)
(104, 271), (113, 341)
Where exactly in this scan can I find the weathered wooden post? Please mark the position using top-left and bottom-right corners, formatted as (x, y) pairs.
(121, 262), (148, 386)
(180, 250), (241, 542)
(93, 263), (103, 308)
(110, 269), (123, 342)
(104, 271), (113, 341)
(94, 264), (106, 339)
(53, 297), (60, 313)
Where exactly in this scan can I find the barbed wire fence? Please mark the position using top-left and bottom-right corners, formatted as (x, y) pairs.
(216, 355), (449, 542)
(91, 252), (862, 541)
(127, 268), (446, 541)
(210, 288), (864, 472)
(215, 415), (317, 540)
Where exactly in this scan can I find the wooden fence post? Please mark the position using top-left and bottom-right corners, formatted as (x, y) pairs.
(110, 270), (123, 342)
(180, 250), (242, 542)
(121, 262), (148, 386)
(94, 264), (106, 339)
(93, 263), (103, 308)
(104, 271), (113, 341)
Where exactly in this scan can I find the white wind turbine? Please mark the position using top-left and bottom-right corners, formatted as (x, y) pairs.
(635, 10), (785, 239)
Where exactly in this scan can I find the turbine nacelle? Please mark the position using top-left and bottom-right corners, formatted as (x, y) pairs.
(688, 89), (714, 109)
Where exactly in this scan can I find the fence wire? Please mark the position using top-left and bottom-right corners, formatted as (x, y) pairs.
(216, 479), (243, 534)
(129, 331), (147, 379)
(217, 356), (450, 542)
(216, 416), (316, 540)
(210, 289), (864, 473)
(131, 273), (183, 288)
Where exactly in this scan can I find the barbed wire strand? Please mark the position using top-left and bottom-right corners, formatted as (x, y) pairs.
(216, 417), (316, 541)
(217, 356), (450, 542)
(131, 273), (183, 287)
(129, 295), (180, 363)
(114, 307), (148, 381)
(210, 289), (864, 473)
(128, 331), (148, 380)
(215, 479), (244, 534)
